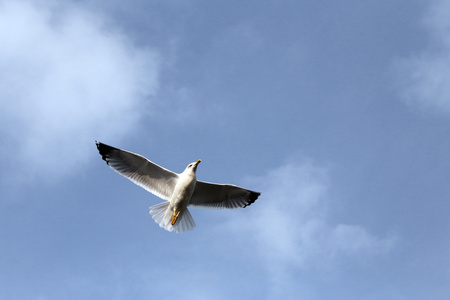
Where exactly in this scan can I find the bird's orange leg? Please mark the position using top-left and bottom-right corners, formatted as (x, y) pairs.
(171, 210), (181, 225)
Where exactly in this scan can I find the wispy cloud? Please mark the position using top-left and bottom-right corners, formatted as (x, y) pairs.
(222, 159), (396, 297)
(0, 0), (159, 184)
(393, 0), (450, 114)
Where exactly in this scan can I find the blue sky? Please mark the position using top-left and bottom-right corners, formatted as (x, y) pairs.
(1, 0), (449, 299)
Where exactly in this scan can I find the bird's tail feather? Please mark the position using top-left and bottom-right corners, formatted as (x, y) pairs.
(149, 202), (196, 233)
(149, 202), (171, 229)
(175, 208), (195, 233)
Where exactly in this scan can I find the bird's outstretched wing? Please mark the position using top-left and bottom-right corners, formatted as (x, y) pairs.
(190, 181), (260, 209)
(96, 141), (178, 200)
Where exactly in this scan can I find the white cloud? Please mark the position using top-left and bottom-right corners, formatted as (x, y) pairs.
(0, 0), (159, 184)
(394, 0), (450, 114)
(223, 159), (396, 296)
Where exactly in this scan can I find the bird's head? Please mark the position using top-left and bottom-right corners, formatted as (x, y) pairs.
(185, 159), (201, 172)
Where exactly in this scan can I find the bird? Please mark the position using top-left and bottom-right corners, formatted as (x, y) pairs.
(95, 141), (261, 233)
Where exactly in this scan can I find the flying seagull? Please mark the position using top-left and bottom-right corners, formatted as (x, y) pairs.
(95, 141), (260, 233)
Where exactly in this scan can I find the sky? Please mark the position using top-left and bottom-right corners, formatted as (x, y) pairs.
(1, 0), (449, 299)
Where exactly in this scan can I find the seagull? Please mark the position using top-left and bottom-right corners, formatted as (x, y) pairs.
(95, 141), (260, 233)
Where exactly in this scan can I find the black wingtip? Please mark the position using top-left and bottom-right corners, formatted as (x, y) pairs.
(244, 191), (261, 208)
(95, 141), (117, 164)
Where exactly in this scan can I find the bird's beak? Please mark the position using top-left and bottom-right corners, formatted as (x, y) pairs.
(195, 159), (201, 166)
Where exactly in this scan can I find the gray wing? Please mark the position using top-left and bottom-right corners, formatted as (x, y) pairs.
(96, 141), (178, 200)
(189, 181), (260, 209)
